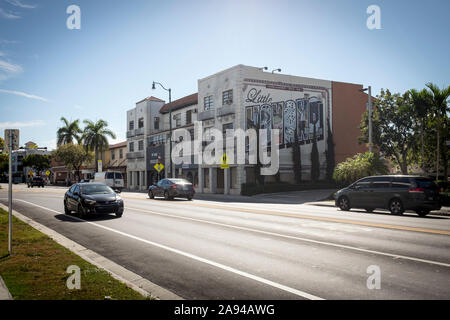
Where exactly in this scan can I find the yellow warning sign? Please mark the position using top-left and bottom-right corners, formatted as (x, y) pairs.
(154, 162), (164, 173)
(220, 153), (229, 169)
(46, 170), (51, 176)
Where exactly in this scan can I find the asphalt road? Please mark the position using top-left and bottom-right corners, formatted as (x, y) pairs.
(1, 184), (449, 300)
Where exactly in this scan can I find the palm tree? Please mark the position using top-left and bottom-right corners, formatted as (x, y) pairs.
(82, 119), (116, 172)
(57, 117), (82, 146)
(425, 83), (450, 180)
(408, 88), (432, 172)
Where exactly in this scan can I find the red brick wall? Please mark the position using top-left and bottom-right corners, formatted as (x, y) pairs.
(331, 81), (369, 164)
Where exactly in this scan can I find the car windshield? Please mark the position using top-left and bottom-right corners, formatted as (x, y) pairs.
(415, 178), (438, 189)
(81, 184), (114, 195)
(169, 179), (191, 184)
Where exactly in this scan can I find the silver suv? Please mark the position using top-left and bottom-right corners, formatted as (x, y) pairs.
(335, 175), (441, 217)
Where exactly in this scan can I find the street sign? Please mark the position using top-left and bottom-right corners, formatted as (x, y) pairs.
(154, 162), (164, 173)
(4, 129), (19, 151)
(46, 170), (51, 176)
(220, 153), (229, 169)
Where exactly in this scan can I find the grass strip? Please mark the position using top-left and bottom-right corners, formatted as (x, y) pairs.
(0, 208), (147, 300)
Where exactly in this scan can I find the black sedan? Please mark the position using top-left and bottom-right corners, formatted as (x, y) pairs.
(64, 183), (124, 218)
(148, 178), (195, 200)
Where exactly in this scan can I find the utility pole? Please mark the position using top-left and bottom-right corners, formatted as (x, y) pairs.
(8, 130), (12, 254)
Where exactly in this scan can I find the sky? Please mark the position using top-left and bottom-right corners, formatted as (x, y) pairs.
(0, 0), (449, 150)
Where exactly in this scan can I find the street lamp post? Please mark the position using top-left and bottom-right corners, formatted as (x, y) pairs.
(360, 86), (373, 153)
(152, 81), (173, 178)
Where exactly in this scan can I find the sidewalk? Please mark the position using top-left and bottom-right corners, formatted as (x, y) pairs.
(0, 276), (12, 300)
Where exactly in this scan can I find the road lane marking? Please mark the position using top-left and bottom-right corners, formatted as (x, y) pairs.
(13, 199), (324, 300)
(162, 201), (450, 236)
(125, 206), (450, 268)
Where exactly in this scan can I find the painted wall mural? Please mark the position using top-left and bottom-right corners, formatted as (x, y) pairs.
(245, 88), (325, 148)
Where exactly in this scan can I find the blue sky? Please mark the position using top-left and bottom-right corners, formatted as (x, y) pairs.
(0, 0), (449, 150)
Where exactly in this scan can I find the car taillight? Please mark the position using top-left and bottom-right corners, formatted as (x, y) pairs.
(171, 184), (177, 189)
(409, 188), (425, 193)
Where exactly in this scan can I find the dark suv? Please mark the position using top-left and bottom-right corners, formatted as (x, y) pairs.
(28, 176), (45, 188)
(335, 175), (441, 217)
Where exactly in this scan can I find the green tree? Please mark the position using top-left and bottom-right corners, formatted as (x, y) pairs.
(82, 119), (116, 173)
(57, 117), (82, 146)
(325, 118), (335, 181)
(292, 128), (302, 184)
(425, 83), (450, 179)
(22, 154), (51, 174)
(52, 144), (93, 182)
(310, 125), (320, 181)
(333, 152), (388, 186)
(408, 88), (432, 172)
(359, 89), (417, 174)
(0, 137), (4, 150)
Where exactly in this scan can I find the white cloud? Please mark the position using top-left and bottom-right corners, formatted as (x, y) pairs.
(0, 7), (20, 19)
(0, 120), (45, 130)
(0, 58), (23, 80)
(5, 0), (36, 9)
(0, 89), (48, 102)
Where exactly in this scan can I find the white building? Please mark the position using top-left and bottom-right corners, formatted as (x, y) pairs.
(126, 96), (165, 190)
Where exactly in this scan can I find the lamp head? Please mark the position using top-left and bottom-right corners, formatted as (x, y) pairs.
(152, 82), (156, 90)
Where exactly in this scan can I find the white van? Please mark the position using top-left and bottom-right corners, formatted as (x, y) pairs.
(93, 171), (124, 191)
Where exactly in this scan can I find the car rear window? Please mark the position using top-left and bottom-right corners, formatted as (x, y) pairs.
(115, 173), (122, 179)
(414, 178), (438, 189)
(106, 172), (114, 179)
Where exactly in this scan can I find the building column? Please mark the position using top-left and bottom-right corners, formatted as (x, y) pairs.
(133, 171), (138, 190)
(209, 167), (217, 194)
(224, 168), (230, 195)
(198, 167), (204, 193)
(128, 171), (133, 189)
(140, 171), (145, 190)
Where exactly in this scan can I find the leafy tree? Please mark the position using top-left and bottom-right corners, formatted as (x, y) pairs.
(57, 117), (82, 146)
(82, 119), (116, 172)
(52, 144), (93, 182)
(0, 153), (8, 174)
(325, 118), (335, 181)
(0, 137), (4, 150)
(22, 154), (50, 174)
(359, 89), (417, 174)
(333, 152), (388, 186)
(310, 125), (320, 181)
(408, 88), (432, 172)
(292, 128), (302, 184)
(425, 83), (450, 179)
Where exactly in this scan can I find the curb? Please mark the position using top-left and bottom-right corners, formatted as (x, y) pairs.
(0, 203), (182, 300)
(0, 276), (13, 300)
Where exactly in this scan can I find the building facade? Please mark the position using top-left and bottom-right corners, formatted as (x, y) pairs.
(125, 64), (368, 194)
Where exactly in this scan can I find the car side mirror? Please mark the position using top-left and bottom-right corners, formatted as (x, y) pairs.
(114, 189), (121, 194)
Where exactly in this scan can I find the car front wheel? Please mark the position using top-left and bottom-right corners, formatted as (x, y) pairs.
(164, 191), (170, 200)
(64, 201), (70, 214)
(148, 191), (154, 199)
(338, 196), (350, 211)
(77, 204), (87, 219)
(389, 199), (404, 215)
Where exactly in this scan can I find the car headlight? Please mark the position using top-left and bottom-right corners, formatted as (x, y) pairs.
(84, 199), (96, 205)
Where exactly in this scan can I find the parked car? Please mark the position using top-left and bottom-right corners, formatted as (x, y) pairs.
(92, 171), (124, 192)
(64, 182), (124, 218)
(148, 178), (195, 200)
(28, 176), (45, 188)
(335, 175), (441, 217)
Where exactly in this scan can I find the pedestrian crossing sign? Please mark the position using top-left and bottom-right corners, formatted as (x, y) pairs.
(220, 153), (229, 169)
(154, 162), (164, 173)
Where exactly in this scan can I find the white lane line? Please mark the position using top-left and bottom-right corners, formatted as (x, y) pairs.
(14, 199), (323, 300)
(125, 206), (450, 268)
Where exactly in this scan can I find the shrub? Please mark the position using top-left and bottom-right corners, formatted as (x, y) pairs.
(333, 152), (388, 187)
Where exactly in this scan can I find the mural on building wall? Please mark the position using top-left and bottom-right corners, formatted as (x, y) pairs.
(245, 87), (325, 148)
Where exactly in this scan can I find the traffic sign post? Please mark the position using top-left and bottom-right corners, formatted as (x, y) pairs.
(5, 129), (19, 255)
